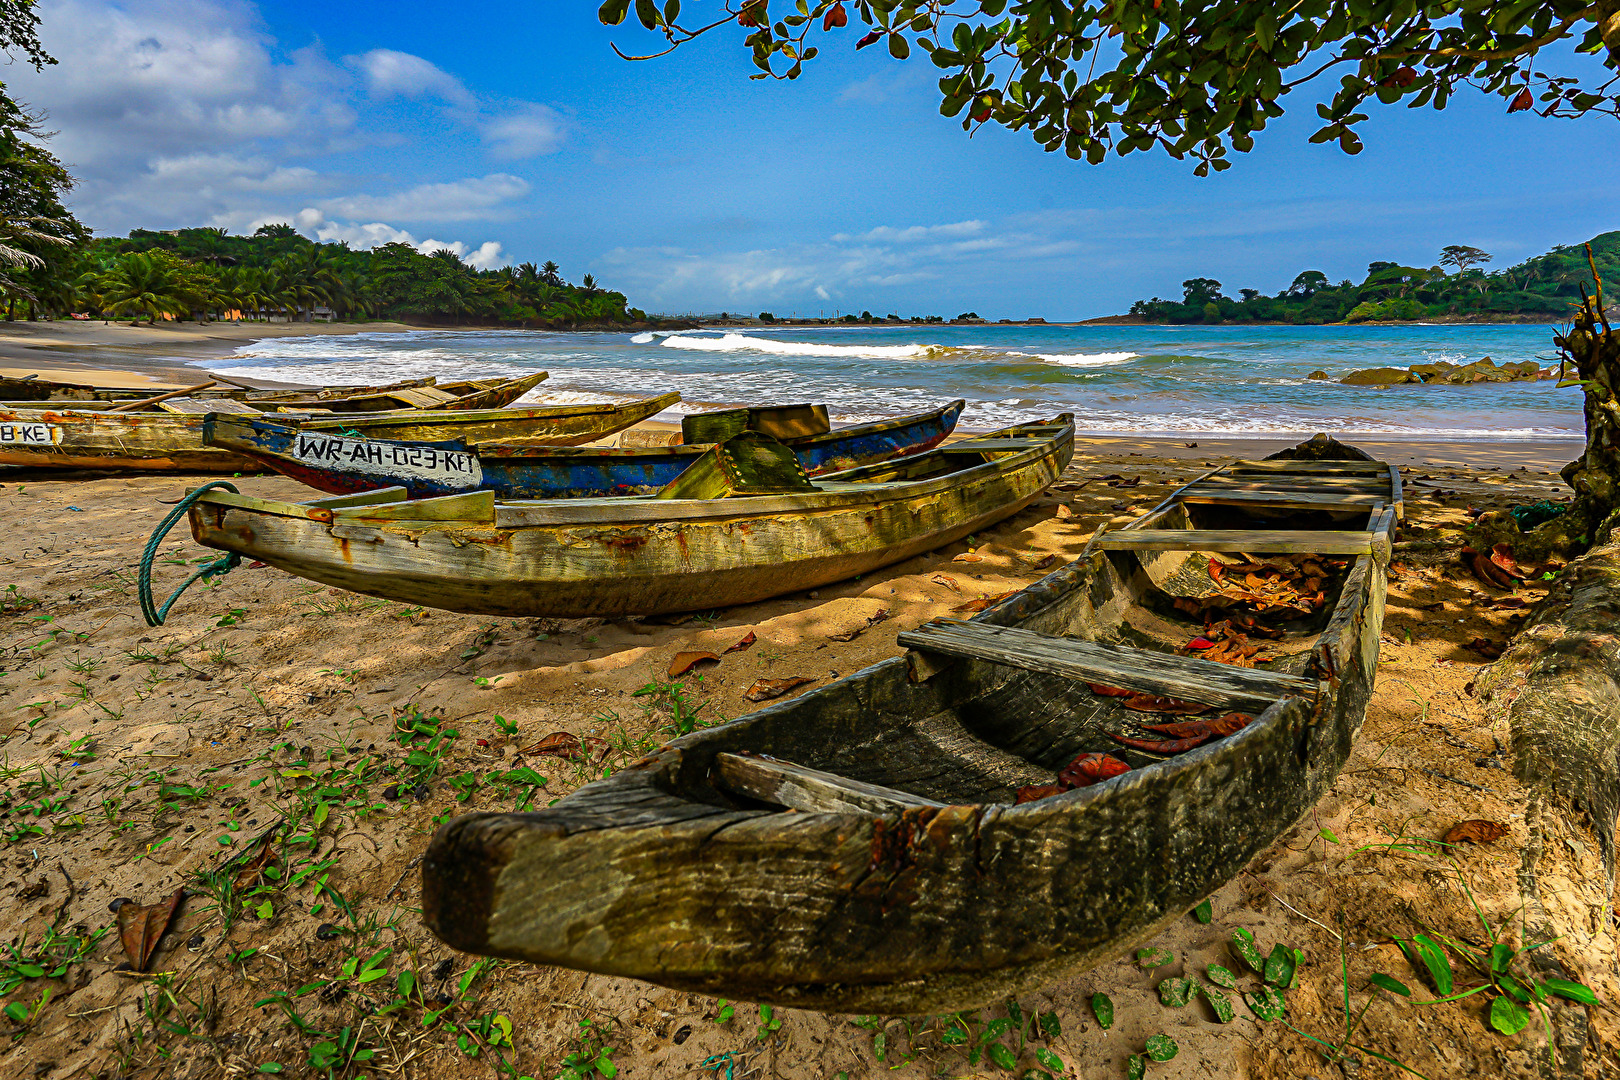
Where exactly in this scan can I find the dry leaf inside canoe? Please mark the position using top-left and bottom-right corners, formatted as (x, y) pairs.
(1122, 693), (1211, 714)
(951, 591), (1017, 614)
(723, 631), (757, 654)
(668, 651), (720, 679)
(745, 676), (817, 702)
(118, 888), (185, 973)
(1444, 819), (1509, 846)
(930, 573), (962, 592)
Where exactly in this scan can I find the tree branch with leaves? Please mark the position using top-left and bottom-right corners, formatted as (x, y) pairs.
(601, 0), (1620, 174)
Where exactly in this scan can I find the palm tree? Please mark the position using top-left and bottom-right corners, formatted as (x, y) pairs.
(580, 273), (600, 296)
(86, 251), (204, 324)
(539, 260), (562, 286)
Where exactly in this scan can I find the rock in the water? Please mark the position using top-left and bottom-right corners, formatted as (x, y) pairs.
(1349, 357), (1550, 386)
(1308, 370), (1328, 380)
(1340, 366), (1419, 385)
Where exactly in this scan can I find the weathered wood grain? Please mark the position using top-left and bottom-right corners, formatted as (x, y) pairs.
(897, 619), (1319, 708)
(106, 383), (218, 412)
(1179, 486), (1387, 511)
(1095, 529), (1375, 554)
(712, 753), (946, 813)
(157, 398), (260, 415)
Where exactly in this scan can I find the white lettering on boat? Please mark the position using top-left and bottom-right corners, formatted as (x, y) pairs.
(0, 423), (61, 445)
(290, 433), (483, 487)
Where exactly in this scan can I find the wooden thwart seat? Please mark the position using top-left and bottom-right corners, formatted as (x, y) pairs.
(157, 397), (262, 415)
(1095, 529), (1378, 555)
(898, 619), (1319, 709)
(1179, 485), (1385, 511)
(711, 752), (944, 814)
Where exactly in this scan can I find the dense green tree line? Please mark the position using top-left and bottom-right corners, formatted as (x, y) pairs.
(13, 232), (641, 327)
(1127, 233), (1620, 324)
(3, 225), (642, 328)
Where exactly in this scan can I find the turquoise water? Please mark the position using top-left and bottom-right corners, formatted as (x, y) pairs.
(209, 323), (1582, 439)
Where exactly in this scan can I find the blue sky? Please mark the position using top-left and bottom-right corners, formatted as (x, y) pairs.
(9, 0), (1619, 318)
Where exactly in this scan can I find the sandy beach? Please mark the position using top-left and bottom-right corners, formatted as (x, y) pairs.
(0, 328), (1605, 1079)
(0, 319), (429, 387)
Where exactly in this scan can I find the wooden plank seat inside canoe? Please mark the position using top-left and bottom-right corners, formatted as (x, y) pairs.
(156, 398), (262, 415)
(1092, 529), (1379, 555)
(897, 619), (1319, 710)
(711, 753), (945, 814)
(1177, 485), (1386, 511)
(384, 386), (462, 408)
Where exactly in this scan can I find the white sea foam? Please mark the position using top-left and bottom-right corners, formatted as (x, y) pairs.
(659, 332), (942, 360)
(1017, 351), (1139, 367)
(630, 332), (656, 344)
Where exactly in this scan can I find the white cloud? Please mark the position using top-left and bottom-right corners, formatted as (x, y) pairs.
(8, 0), (559, 241)
(483, 105), (566, 159)
(351, 48), (474, 106)
(851, 221), (987, 243)
(290, 209), (508, 267)
(321, 174), (531, 223)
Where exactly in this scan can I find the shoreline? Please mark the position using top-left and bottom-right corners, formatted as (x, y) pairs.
(0, 319), (1584, 462)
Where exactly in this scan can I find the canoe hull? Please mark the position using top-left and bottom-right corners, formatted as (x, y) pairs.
(201, 400), (966, 500)
(0, 392), (677, 473)
(423, 551), (1384, 1011)
(419, 450), (1391, 1012)
(188, 425), (1069, 617)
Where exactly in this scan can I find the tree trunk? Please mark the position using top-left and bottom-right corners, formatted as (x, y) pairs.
(1554, 281), (1620, 546)
(1479, 541), (1620, 1077)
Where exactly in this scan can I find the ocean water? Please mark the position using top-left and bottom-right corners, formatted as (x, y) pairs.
(206, 323), (1584, 440)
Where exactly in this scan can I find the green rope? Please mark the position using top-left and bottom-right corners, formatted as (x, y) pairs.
(138, 481), (244, 627)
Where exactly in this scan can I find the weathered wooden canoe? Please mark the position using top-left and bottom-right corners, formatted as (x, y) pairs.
(198, 399), (966, 499)
(0, 372), (545, 411)
(0, 392), (679, 472)
(184, 416), (1073, 616)
(418, 440), (1397, 1012)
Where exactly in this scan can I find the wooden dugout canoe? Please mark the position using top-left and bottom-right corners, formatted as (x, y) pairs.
(418, 439), (1397, 1013)
(0, 372), (546, 411)
(0, 392), (679, 472)
(184, 416), (1074, 617)
(198, 399), (967, 499)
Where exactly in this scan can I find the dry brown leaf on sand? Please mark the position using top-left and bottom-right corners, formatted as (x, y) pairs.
(1445, 819), (1509, 846)
(828, 609), (890, 642)
(668, 651), (720, 678)
(518, 731), (580, 758)
(952, 552), (983, 563)
(1465, 637), (1506, 660)
(745, 676), (817, 702)
(930, 573), (962, 592)
(1054, 504), (1073, 518)
(723, 631), (756, 654)
(1027, 553), (1059, 571)
(952, 592), (1017, 614)
(118, 888), (185, 972)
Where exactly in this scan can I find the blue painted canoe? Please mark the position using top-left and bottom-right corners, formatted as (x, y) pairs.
(201, 400), (966, 500)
